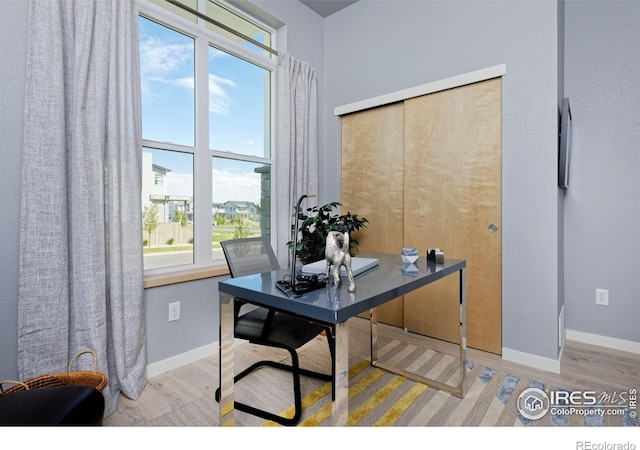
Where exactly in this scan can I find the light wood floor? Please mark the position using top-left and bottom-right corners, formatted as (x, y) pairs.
(104, 317), (640, 427)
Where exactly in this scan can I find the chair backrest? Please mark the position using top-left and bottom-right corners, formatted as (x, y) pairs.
(221, 237), (280, 279)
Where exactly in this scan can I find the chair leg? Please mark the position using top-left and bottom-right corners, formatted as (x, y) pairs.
(214, 347), (331, 426)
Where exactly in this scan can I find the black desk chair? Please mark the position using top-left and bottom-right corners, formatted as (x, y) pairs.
(215, 237), (334, 426)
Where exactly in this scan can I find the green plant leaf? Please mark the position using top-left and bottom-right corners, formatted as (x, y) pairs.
(288, 201), (369, 264)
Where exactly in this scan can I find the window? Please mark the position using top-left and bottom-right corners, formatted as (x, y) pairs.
(139, 0), (275, 274)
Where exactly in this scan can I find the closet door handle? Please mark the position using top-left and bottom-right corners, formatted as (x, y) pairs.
(488, 223), (499, 233)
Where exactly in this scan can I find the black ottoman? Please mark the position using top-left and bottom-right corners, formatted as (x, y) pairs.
(0, 385), (105, 426)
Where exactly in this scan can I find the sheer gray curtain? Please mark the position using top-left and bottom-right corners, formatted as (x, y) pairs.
(275, 53), (318, 266)
(18, 0), (146, 416)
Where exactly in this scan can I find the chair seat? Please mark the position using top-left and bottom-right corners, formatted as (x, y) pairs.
(236, 308), (327, 349)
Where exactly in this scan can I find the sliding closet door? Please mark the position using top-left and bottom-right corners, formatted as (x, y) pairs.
(403, 78), (502, 354)
(341, 102), (404, 326)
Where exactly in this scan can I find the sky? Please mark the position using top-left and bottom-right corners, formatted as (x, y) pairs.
(139, 16), (271, 205)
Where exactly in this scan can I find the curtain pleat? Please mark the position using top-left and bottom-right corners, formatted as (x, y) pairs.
(275, 53), (318, 266)
(19, 0), (146, 416)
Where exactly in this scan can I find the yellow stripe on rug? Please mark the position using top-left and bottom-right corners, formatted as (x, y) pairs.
(262, 357), (433, 427)
(252, 357), (631, 428)
(349, 375), (406, 426)
(261, 358), (372, 427)
(373, 381), (428, 426)
(298, 365), (388, 426)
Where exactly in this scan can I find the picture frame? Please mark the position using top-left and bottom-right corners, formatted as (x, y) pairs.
(558, 97), (572, 189)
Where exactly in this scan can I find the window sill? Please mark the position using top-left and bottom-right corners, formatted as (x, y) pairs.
(143, 266), (229, 288)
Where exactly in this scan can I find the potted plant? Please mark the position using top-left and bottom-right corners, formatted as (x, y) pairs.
(288, 201), (369, 265)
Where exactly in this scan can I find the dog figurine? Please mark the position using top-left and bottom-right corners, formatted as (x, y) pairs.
(325, 231), (356, 292)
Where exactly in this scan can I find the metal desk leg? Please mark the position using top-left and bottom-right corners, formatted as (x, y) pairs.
(332, 320), (349, 426)
(369, 267), (467, 399)
(458, 266), (467, 398)
(370, 308), (378, 366)
(219, 292), (235, 426)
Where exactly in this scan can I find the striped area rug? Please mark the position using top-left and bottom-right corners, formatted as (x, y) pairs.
(261, 339), (638, 427)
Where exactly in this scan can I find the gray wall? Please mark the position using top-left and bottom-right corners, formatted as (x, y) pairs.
(322, 1), (562, 359)
(563, 1), (640, 342)
(145, 278), (222, 365)
(0, 0), (28, 380)
(557, 0), (566, 343)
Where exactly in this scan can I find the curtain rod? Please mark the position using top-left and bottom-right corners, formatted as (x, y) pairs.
(165, 0), (278, 56)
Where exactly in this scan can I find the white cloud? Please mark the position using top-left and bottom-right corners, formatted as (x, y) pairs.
(147, 73), (236, 115)
(212, 167), (260, 204)
(241, 140), (255, 145)
(209, 47), (227, 59)
(139, 34), (237, 116)
(140, 36), (193, 103)
(164, 168), (261, 205)
(165, 172), (193, 197)
(209, 74), (236, 115)
(173, 77), (194, 89)
(140, 37), (192, 75)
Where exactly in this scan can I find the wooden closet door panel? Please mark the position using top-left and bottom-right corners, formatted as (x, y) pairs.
(403, 78), (502, 354)
(341, 102), (404, 326)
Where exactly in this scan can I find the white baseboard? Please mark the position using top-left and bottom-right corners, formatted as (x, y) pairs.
(501, 347), (561, 374)
(566, 329), (640, 355)
(501, 330), (640, 376)
(146, 342), (218, 378)
(146, 330), (638, 380)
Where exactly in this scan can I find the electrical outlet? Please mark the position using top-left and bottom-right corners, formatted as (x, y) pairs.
(169, 301), (181, 321)
(595, 289), (609, 306)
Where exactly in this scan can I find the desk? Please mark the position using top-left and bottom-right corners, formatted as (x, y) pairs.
(218, 252), (466, 426)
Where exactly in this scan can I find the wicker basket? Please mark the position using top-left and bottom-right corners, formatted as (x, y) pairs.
(0, 380), (29, 394)
(0, 349), (108, 394)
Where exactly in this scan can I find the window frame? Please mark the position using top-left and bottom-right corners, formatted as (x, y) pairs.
(139, 0), (277, 283)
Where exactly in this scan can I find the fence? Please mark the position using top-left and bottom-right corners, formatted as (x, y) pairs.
(142, 222), (193, 247)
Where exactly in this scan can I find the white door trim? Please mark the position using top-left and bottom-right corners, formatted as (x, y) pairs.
(334, 64), (506, 117)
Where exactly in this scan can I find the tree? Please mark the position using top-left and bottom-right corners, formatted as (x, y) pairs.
(174, 210), (186, 226)
(143, 204), (160, 248)
(233, 219), (251, 239)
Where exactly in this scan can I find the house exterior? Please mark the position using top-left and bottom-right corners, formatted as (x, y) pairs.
(142, 151), (193, 223)
(223, 201), (260, 222)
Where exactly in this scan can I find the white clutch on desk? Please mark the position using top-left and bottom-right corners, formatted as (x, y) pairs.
(302, 257), (379, 279)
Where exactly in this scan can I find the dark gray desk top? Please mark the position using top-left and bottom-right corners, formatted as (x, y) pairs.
(219, 252), (465, 325)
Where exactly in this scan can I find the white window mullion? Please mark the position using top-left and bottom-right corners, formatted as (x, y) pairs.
(194, 36), (211, 267)
(269, 61), (277, 250)
(140, 0), (277, 274)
